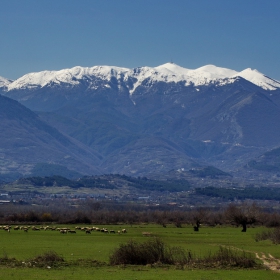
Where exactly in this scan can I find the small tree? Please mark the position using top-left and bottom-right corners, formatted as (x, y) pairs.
(192, 208), (208, 231)
(225, 202), (259, 232)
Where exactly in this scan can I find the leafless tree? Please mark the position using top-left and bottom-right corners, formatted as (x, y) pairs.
(225, 202), (260, 232)
(192, 208), (209, 231)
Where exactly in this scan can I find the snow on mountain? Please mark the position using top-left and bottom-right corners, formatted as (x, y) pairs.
(7, 66), (130, 91)
(190, 65), (238, 80)
(233, 68), (280, 90)
(128, 63), (279, 92)
(5, 63), (280, 92)
(0, 76), (12, 88)
(127, 64), (191, 94)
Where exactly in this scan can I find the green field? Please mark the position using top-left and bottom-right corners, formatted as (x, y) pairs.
(0, 224), (279, 279)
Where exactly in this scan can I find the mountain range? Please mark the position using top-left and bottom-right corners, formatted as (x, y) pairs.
(1, 62), (280, 180)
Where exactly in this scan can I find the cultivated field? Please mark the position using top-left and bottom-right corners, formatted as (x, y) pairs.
(0, 224), (279, 279)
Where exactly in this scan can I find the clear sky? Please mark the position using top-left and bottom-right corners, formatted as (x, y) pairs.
(1, 0), (280, 80)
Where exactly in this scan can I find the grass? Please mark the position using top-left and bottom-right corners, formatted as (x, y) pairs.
(0, 266), (280, 280)
(0, 224), (280, 279)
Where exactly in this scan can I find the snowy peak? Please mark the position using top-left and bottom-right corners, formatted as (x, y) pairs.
(233, 68), (280, 90)
(4, 63), (280, 92)
(0, 76), (12, 88)
(192, 65), (238, 79)
(155, 62), (191, 74)
(178, 64), (238, 87)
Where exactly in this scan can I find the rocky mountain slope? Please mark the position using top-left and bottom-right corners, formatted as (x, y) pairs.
(0, 94), (101, 180)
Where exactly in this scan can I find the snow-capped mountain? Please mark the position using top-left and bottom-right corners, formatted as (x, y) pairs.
(3, 63), (280, 93)
(1, 62), (280, 179)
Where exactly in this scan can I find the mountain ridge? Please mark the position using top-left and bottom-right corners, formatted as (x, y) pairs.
(1, 63), (280, 93)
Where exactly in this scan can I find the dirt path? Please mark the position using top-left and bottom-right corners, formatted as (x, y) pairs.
(218, 245), (280, 273)
(255, 252), (280, 273)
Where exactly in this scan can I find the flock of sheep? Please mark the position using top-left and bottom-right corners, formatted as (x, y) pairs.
(0, 225), (127, 234)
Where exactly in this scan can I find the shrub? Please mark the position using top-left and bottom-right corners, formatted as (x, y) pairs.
(202, 246), (257, 268)
(0, 250), (18, 266)
(29, 251), (64, 267)
(109, 238), (188, 265)
(255, 227), (280, 244)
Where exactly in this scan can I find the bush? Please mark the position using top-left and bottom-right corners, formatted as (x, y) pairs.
(0, 250), (18, 266)
(109, 238), (188, 265)
(29, 251), (64, 267)
(203, 246), (257, 268)
(255, 228), (280, 244)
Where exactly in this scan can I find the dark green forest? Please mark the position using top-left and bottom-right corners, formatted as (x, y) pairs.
(15, 174), (191, 192)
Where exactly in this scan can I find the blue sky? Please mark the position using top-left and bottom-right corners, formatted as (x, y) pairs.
(1, 0), (280, 80)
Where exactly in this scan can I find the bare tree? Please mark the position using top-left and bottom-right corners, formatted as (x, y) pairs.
(225, 202), (259, 232)
(192, 208), (208, 231)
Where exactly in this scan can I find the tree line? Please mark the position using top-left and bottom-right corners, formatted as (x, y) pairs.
(1, 201), (279, 232)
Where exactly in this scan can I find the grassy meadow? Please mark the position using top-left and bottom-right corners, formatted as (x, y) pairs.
(0, 224), (279, 279)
